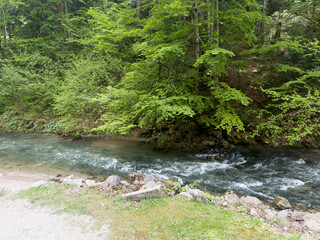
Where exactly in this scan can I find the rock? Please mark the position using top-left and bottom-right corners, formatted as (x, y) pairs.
(120, 180), (129, 188)
(130, 173), (157, 191)
(85, 180), (97, 187)
(62, 175), (84, 188)
(293, 204), (308, 212)
(103, 175), (121, 188)
(184, 185), (192, 192)
(202, 141), (216, 147)
(141, 181), (157, 190)
(289, 211), (306, 222)
(264, 209), (277, 220)
(224, 193), (240, 206)
(240, 196), (263, 207)
(249, 208), (260, 218)
(48, 177), (63, 183)
(121, 185), (162, 200)
(0, 172), (3, 178)
(142, 174), (156, 185)
(221, 139), (229, 148)
(188, 189), (204, 199)
(179, 192), (193, 201)
(167, 191), (175, 197)
(275, 210), (290, 225)
(273, 196), (292, 210)
(214, 155), (224, 161)
(303, 213), (320, 233)
(212, 196), (223, 205)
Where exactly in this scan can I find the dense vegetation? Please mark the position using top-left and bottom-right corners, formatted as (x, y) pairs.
(0, 0), (319, 150)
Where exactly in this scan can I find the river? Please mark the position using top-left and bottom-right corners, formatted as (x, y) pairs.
(0, 133), (319, 207)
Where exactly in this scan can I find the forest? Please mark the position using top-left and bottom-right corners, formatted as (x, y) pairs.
(0, 0), (319, 150)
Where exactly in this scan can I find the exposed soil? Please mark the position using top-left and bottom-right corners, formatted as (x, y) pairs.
(0, 171), (110, 240)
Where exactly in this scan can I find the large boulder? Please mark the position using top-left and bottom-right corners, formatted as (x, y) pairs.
(103, 175), (121, 188)
(179, 192), (193, 201)
(130, 173), (157, 191)
(273, 196), (292, 210)
(223, 193), (240, 206)
(188, 189), (204, 201)
(121, 185), (162, 200)
(141, 181), (157, 190)
(240, 196), (263, 207)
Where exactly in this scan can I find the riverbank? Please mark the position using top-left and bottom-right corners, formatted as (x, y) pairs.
(1, 170), (318, 240)
(2, 111), (320, 154)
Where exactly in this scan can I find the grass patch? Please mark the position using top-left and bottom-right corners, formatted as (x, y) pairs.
(0, 188), (8, 197)
(19, 184), (302, 240)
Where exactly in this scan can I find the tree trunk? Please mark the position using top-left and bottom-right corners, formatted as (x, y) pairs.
(274, 8), (283, 41)
(263, 0), (268, 16)
(195, 0), (200, 59)
(0, 38), (5, 58)
(137, 0), (141, 19)
(2, 7), (8, 41)
(216, 0), (219, 47)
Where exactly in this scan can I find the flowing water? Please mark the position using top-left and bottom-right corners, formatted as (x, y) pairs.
(1, 133), (320, 207)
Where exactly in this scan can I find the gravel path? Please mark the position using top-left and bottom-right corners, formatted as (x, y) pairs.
(0, 171), (110, 240)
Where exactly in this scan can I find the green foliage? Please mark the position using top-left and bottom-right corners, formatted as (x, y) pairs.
(253, 90), (320, 145)
(1, 0), (319, 147)
(54, 56), (120, 117)
(0, 52), (59, 114)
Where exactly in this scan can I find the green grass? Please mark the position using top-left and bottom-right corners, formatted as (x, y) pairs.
(19, 184), (302, 240)
(0, 188), (8, 197)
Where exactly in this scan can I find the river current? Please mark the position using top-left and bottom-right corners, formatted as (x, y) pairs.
(0, 133), (319, 207)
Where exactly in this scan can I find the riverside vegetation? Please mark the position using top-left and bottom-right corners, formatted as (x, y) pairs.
(0, 0), (320, 150)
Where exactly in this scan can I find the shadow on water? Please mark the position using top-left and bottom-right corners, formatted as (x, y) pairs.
(0, 133), (319, 207)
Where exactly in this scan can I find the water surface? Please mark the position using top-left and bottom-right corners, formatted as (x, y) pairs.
(1, 133), (319, 207)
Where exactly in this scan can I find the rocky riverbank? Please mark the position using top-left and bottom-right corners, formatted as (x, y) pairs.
(3, 170), (317, 239)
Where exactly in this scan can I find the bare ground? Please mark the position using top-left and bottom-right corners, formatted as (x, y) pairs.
(0, 171), (110, 240)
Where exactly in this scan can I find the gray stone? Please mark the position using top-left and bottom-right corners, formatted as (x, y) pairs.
(142, 174), (156, 185)
(103, 175), (121, 188)
(0, 172), (3, 178)
(62, 176), (84, 188)
(167, 191), (175, 197)
(249, 208), (260, 218)
(240, 196), (263, 206)
(290, 211), (306, 222)
(275, 210), (290, 225)
(141, 181), (157, 190)
(224, 193), (240, 206)
(179, 192), (193, 200)
(303, 213), (320, 233)
(212, 196), (222, 205)
(273, 196), (292, 210)
(121, 185), (162, 200)
(264, 209), (277, 220)
(120, 180), (129, 188)
(188, 189), (204, 199)
(184, 185), (192, 192)
(85, 180), (97, 187)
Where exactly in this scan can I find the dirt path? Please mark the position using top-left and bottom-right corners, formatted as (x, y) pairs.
(0, 171), (110, 240)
